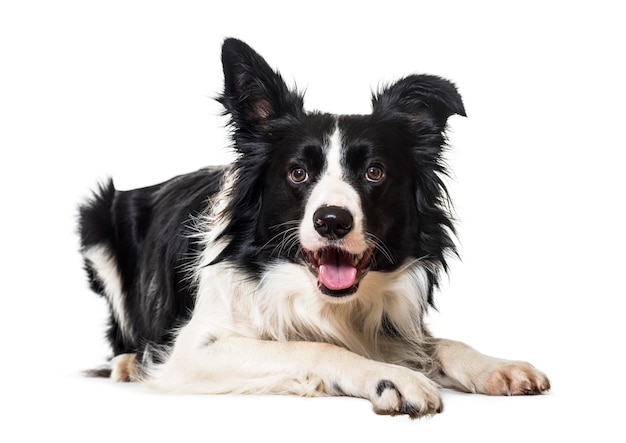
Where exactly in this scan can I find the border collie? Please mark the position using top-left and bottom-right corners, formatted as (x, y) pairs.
(79, 38), (549, 418)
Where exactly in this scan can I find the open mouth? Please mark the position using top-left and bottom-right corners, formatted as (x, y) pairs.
(304, 246), (374, 297)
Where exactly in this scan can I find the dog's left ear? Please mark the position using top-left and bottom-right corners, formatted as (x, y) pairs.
(219, 38), (304, 131)
(372, 75), (466, 130)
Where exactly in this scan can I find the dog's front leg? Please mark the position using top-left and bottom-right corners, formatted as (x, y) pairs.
(151, 334), (443, 418)
(435, 338), (550, 395)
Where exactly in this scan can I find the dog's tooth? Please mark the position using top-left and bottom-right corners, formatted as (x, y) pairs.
(314, 250), (321, 263)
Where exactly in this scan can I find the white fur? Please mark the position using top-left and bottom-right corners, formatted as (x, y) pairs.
(190, 167), (237, 272)
(147, 256), (439, 402)
(145, 250), (549, 409)
(147, 217), (439, 391)
(83, 245), (133, 344)
(299, 126), (367, 255)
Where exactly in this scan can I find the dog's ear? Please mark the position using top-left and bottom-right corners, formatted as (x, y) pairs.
(372, 75), (466, 130)
(219, 38), (304, 130)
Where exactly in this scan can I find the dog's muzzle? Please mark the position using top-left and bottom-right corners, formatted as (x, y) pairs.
(303, 206), (373, 298)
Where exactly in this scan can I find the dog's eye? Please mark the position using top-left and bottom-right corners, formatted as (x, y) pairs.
(365, 164), (385, 183)
(288, 167), (309, 184)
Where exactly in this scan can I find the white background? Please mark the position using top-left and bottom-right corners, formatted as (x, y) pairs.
(1, 1), (625, 441)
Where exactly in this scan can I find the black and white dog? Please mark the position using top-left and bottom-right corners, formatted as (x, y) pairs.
(79, 38), (549, 417)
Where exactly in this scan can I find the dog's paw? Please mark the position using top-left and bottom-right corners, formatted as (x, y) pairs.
(110, 353), (140, 382)
(480, 361), (550, 396)
(369, 370), (442, 419)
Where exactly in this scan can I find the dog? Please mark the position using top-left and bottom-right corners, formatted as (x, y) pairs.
(79, 38), (550, 418)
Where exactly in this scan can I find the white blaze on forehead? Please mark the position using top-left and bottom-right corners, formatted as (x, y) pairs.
(299, 125), (367, 254)
(325, 127), (343, 180)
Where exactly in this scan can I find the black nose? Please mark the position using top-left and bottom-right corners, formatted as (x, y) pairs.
(313, 206), (353, 240)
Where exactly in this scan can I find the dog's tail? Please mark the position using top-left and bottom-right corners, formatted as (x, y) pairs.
(84, 366), (112, 378)
(78, 179), (116, 253)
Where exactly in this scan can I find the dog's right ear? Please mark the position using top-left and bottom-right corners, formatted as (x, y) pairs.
(219, 39), (304, 131)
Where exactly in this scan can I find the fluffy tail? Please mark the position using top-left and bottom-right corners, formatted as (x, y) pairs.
(84, 367), (112, 378)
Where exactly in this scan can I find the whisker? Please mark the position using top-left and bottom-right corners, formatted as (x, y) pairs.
(271, 228), (300, 258)
(266, 229), (297, 255)
(258, 221), (303, 259)
(268, 220), (301, 231)
(283, 230), (303, 259)
(366, 233), (395, 264)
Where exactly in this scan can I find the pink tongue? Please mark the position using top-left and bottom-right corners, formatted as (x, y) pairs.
(319, 264), (357, 291)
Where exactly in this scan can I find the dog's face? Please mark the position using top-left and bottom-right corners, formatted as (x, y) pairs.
(255, 114), (430, 299)
(218, 39), (465, 302)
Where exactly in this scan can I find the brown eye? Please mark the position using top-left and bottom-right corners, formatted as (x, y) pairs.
(289, 167), (309, 184)
(365, 164), (385, 183)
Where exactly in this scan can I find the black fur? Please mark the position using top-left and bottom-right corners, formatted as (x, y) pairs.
(80, 167), (225, 359)
(79, 38), (464, 365)
(376, 379), (400, 397)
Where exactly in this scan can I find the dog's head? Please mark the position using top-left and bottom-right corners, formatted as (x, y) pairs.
(217, 38), (465, 304)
